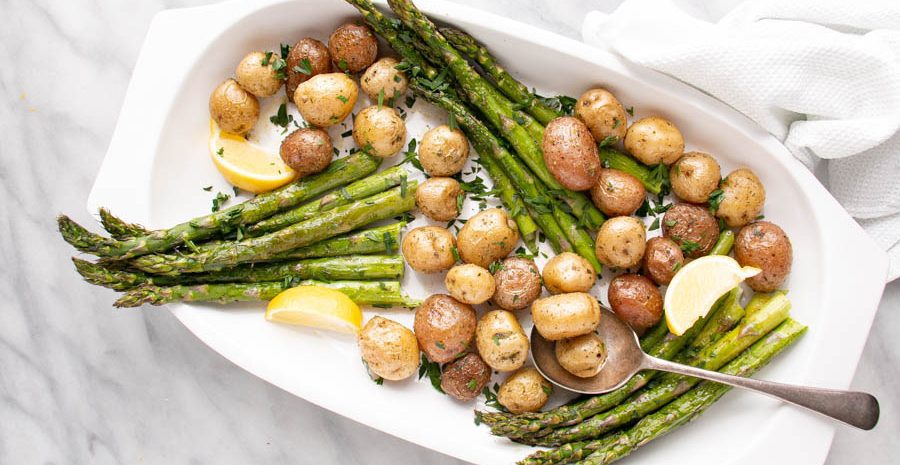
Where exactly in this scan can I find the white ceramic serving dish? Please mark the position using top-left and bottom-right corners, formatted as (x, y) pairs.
(87, 1), (888, 464)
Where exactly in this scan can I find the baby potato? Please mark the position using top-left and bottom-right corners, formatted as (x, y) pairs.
(416, 177), (461, 221)
(209, 79), (259, 135)
(594, 216), (646, 269)
(555, 332), (607, 378)
(607, 274), (663, 335)
(662, 203), (720, 258)
(642, 237), (684, 285)
(531, 292), (601, 341)
(543, 252), (596, 294)
(575, 88), (628, 143)
(670, 152), (721, 203)
(415, 294), (477, 364)
(441, 353), (491, 401)
(590, 168), (646, 217)
(735, 221), (792, 292)
(476, 310), (529, 372)
(492, 257), (543, 311)
(716, 168), (766, 228)
(361, 57), (408, 103)
(401, 226), (456, 274)
(294, 73), (358, 127)
(445, 264), (495, 305)
(419, 125), (470, 176)
(542, 116), (601, 191)
(353, 106), (406, 157)
(624, 116), (684, 165)
(235, 51), (282, 98)
(497, 367), (552, 414)
(328, 23), (378, 73)
(279, 128), (333, 178)
(285, 38), (331, 100)
(457, 208), (519, 268)
(358, 316), (419, 381)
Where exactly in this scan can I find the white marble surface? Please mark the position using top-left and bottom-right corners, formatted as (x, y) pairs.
(1, 0), (897, 464)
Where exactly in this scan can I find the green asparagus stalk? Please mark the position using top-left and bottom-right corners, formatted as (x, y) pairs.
(267, 222), (405, 261)
(98, 208), (149, 240)
(114, 280), (421, 308)
(58, 152), (381, 259)
(599, 149), (666, 195)
(709, 229), (735, 256)
(745, 290), (786, 316)
(474, 149), (540, 252)
(675, 288), (743, 362)
(130, 183), (416, 276)
(551, 206), (603, 273)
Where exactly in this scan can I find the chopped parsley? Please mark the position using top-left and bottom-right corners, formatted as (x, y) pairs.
(626, 106), (634, 117)
(466, 379), (479, 392)
(418, 353), (444, 393)
(269, 103), (294, 133)
(337, 58), (349, 72)
(536, 94), (577, 115)
(481, 383), (508, 412)
(451, 246), (461, 263)
(383, 231), (396, 254)
(293, 58), (312, 75)
(598, 135), (618, 148)
(210, 192), (230, 212)
(336, 94), (349, 103)
(707, 189), (725, 214)
(202, 186), (212, 192)
(679, 239), (702, 255)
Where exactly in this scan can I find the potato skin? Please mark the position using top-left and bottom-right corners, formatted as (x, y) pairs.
(361, 57), (408, 102)
(457, 208), (519, 268)
(415, 177), (460, 222)
(445, 264), (495, 305)
(414, 294), (477, 364)
(670, 152), (721, 203)
(235, 51), (282, 97)
(476, 310), (529, 372)
(440, 353), (491, 401)
(294, 73), (358, 127)
(590, 169), (646, 217)
(734, 221), (792, 292)
(498, 367), (551, 414)
(642, 237), (684, 285)
(359, 316), (419, 381)
(492, 257), (542, 311)
(531, 292), (601, 341)
(286, 38), (331, 100)
(594, 216), (646, 269)
(716, 168), (766, 228)
(607, 274), (663, 335)
(279, 128), (333, 178)
(542, 116), (601, 191)
(543, 252), (596, 294)
(401, 226), (457, 274)
(353, 106), (406, 157)
(209, 79), (259, 135)
(662, 203), (720, 258)
(419, 125), (470, 176)
(624, 116), (684, 165)
(575, 88), (627, 142)
(328, 23), (378, 73)
(555, 332), (607, 378)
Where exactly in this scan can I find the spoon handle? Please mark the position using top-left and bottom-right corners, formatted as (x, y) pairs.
(643, 356), (879, 430)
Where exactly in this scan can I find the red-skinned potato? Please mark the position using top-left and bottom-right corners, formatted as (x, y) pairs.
(590, 168), (646, 217)
(492, 257), (542, 311)
(328, 23), (378, 73)
(542, 116), (601, 191)
(642, 237), (684, 285)
(441, 353), (491, 401)
(285, 38), (331, 101)
(607, 274), (663, 335)
(279, 128), (333, 178)
(414, 294), (477, 364)
(662, 203), (720, 258)
(734, 221), (792, 292)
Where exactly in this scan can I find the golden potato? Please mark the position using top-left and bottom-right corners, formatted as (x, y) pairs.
(293, 73), (358, 127)
(279, 128), (333, 178)
(531, 292), (601, 341)
(415, 177), (460, 221)
(716, 168), (766, 228)
(476, 310), (529, 372)
(555, 332), (607, 378)
(457, 208), (519, 268)
(669, 152), (721, 203)
(209, 79), (259, 135)
(594, 216), (646, 269)
(361, 57), (408, 103)
(235, 51), (282, 97)
(401, 226), (456, 273)
(590, 168), (646, 217)
(445, 264), (495, 305)
(419, 125), (470, 176)
(359, 316), (419, 381)
(328, 23), (378, 73)
(542, 116), (601, 191)
(623, 116), (684, 165)
(497, 367), (552, 414)
(542, 252), (596, 294)
(353, 106), (406, 157)
(575, 88), (628, 143)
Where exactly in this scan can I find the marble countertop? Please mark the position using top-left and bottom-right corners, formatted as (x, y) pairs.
(2, 0), (897, 463)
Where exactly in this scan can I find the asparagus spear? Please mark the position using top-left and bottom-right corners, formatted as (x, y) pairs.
(599, 149), (666, 196)
(551, 206), (603, 273)
(521, 319), (807, 465)
(709, 229), (735, 256)
(114, 280), (421, 308)
(130, 183), (416, 276)
(473, 148), (540, 252)
(267, 222), (405, 261)
(98, 208), (149, 240)
(745, 290), (786, 316)
(58, 152), (381, 259)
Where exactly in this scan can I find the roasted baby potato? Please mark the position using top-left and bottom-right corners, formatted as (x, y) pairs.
(590, 168), (646, 217)
(716, 168), (766, 228)
(670, 152), (721, 203)
(441, 353), (491, 401)
(445, 263), (495, 305)
(294, 73), (358, 127)
(542, 116), (601, 191)
(542, 252), (596, 294)
(401, 226), (457, 274)
(415, 177), (461, 222)
(279, 128), (333, 178)
(358, 316), (419, 381)
(734, 221), (792, 292)
(497, 367), (552, 414)
(662, 203), (720, 258)
(642, 237), (684, 285)
(476, 310), (529, 372)
(353, 106), (406, 157)
(492, 257), (542, 311)
(555, 332), (607, 378)
(285, 38), (331, 101)
(361, 57), (408, 103)
(419, 125), (470, 176)
(531, 292), (601, 341)
(594, 216), (646, 269)
(457, 208), (519, 268)
(328, 23), (378, 73)
(624, 116), (684, 165)
(575, 88), (627, 143)
(209, 79), (259, 135)
(607, 274), (663, 335)
(414, 294), (477, 364)
(235, 51), (282, 98)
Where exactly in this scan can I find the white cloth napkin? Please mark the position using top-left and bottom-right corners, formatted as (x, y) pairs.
(582, 0), (900, 281)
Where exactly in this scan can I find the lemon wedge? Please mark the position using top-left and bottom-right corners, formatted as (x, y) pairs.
(664, 255), (760, 336)
(209, 120), (296, 193)
(266, 286), (362, 334)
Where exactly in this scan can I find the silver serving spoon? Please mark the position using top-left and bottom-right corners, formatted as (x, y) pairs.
(530, 307), (879, 430)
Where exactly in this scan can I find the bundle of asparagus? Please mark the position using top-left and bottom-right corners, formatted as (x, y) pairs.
(59, 152), (420, 308)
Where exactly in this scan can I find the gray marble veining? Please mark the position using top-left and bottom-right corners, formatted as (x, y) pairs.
(1, 0), (896, 464)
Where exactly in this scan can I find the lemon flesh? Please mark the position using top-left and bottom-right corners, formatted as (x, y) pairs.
(266, 286), (362, 334)
(209, 120), (296, 193)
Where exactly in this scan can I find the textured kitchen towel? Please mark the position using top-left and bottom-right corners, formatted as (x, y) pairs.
(582, 0), (900, 281)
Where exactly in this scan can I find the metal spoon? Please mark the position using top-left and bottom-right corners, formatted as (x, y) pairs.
(530, 307), (879, 430)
